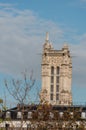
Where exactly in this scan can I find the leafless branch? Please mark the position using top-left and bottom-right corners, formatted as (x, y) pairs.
(4, 71), (35, 104)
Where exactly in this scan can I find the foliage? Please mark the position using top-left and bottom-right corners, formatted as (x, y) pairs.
(0, 103), (86, 130)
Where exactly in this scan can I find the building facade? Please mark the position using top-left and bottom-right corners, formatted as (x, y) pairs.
(40, 33), (72, 106)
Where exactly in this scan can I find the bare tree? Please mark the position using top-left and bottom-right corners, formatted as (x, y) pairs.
(0, 71), (35, 130)
(4, 70), (35, 105)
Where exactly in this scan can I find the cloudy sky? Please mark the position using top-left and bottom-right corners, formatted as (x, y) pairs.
(0, 0), (86, 106)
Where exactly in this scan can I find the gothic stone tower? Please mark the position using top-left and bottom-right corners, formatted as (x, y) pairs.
(40, 33), (72, 106)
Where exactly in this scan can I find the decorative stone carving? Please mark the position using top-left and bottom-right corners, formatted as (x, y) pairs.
(40, 33), (72, 106)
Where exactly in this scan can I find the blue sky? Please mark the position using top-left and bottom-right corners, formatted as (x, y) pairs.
(0, 0), (86, 106)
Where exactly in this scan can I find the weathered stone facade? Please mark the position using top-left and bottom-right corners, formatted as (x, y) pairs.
(40, 33), (72, 106)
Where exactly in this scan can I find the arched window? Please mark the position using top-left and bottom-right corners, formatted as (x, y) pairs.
(50, 66), (54, 101)
(28, 112), (32, 119)
(6, 111), (11, 119)
(56, 76), (59, 84)
(51, 85), (54, 92)
(57, 66), (60, 75)
(56, 93), (59, 100)
(51, 76), (54, 83)
(51, 66), (54, 75)
(56, 66), (60, 101)
(81, 112), (86, 119)
(17, 111), (22, 119)
(50, 93), (53, 100)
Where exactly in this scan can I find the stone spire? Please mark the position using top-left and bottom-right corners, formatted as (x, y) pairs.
(43, 32), (53, 51)
(45, 32), (49, 43)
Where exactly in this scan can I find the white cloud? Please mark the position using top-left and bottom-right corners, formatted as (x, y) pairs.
(0, 3), (86, 91)
(0, 4), (64, 79)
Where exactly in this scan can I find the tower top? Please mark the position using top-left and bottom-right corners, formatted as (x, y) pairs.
(41, 34), (72, 106)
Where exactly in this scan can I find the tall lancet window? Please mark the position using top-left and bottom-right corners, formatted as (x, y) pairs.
(51, 66), (54, 75)
(57, 66), (60, 75)
(50, 66), (54, 100)
(56, 66), (60, 100)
